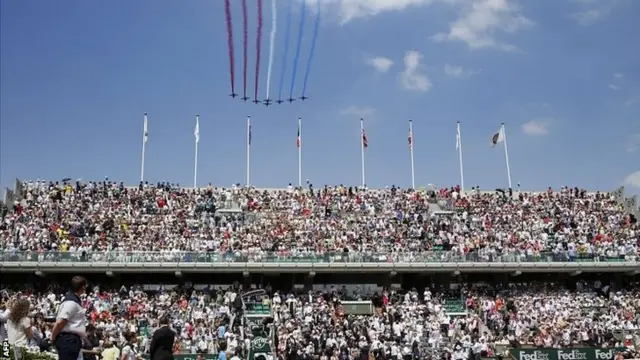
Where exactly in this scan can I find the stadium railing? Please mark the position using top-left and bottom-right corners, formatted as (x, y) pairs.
(0, 250), (636, 263)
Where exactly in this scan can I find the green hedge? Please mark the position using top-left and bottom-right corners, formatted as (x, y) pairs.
(9, 347), (58, 360)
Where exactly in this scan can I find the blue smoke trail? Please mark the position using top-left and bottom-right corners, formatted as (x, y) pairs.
(288, 0), (306, 101)
(277, 0), (293, 103)
(300, 0), (320, 98)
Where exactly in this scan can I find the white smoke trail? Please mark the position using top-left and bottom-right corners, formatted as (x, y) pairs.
(264, 0), (277, 101)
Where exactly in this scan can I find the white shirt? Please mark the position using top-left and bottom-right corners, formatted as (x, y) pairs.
(57, 300), (87, 335)
(7, 317), (31, 346)
(121, 345), (137, 360)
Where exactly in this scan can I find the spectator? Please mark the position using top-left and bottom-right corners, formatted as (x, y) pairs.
(82, 324), (102, 360)
(121, 332), (141, 360)
(229, 348), (242, 360)
(0, 300), (11, 341)
(6, 298), (33, 347)
(217, 341), (227, 360)
(101, 341), (120, 360)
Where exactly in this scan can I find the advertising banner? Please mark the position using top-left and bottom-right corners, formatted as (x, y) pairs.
(510, 348), (625, 360)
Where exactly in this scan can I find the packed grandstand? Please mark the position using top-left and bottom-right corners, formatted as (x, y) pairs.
(1, 179), (639, 360)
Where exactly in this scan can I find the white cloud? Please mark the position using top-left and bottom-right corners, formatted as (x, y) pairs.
(626, 134), (640, 153)
(340, 106), (377, 118)
(309, 0), (439, 24)
(365, 56), (394, 73)
(444, 64), (475, 78)
(624, 96), (639, 108)
(569, 0), (617, 26)
(398, 51), (432, 92)
(608, 72), (623, 90)
(444, 64), (464, 77)
(623, 170), (640, 189)
(571, 9), (608, 26)
(521, 119), (551, 135)
(431, 0), (533, 52)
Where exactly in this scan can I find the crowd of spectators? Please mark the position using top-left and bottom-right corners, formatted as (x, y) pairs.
(468, 282), (640, 350)
(0, 180), (639, 359)
(0, 180), (638, 262)
(1, 280), (639, 360)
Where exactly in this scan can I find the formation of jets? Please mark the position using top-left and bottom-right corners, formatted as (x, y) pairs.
(230, 93), (309, 106)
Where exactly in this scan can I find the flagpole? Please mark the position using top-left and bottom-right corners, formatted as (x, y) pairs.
(140, 113), (147, 182)
(246, 116), (251, 186)
(360, 118), (366, 187)
(457, 122), (465, 193)
(194, 114), (199, 188)
(298, 117), (302, 187)
(501, 123), (513, 189)
(409, 120), (415, 189)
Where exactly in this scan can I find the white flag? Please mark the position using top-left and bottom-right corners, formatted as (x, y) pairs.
(490, 124), (505, 148)
(143, 116), (148, 144)
(194, 117), (200, 144)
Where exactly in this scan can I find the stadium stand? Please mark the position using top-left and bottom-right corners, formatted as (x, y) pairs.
(1, 179), (639, 360)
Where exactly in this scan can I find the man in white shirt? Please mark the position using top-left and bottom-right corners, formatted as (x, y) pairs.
(51, 276), (88, 360)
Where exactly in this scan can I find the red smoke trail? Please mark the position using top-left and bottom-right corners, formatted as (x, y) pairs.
(242, 0), (248, 100)
(253, 0), (264, 102)
(224, 0), (236, 97)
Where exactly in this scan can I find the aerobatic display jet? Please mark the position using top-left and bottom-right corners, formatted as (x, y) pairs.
(230, 93), (238, 98)
(276, 99), (284, 104)
(299, 96), (308, 101)
(242, 96), (250, 101)
(253, 99), (261, 104)
(287, 98), (295, 103)
(263, 99), (272, 106)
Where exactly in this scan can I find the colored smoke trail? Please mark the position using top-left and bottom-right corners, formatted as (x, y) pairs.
(224, 0), (236, 96)
(300, 0), (320, 98)
(277, 0), (293, 103)
(254, 0), (263, 102)
(242, 0), (248, 100)
(288, 0), (306, 100)
(264, 0), (277, 101)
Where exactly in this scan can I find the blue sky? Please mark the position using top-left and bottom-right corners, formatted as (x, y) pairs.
(1, 0), (639, 194)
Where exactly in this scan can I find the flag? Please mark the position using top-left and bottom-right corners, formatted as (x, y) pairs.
(362, 129), (368, 148)
(626, 195), (638, 212)
(3, 189), (15, 209)
(490, 125), (504, 148)
(14, 178), (23, 202)
(143, 116), (149, 144)
(611, 186), (625, 202)
(456, 123), (461, 151)
(296, 125), (301, 148)
(194, 117), (200, 144)
(408, 129), (413, 150)
(248, 122), (252, 146)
